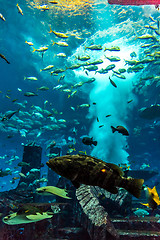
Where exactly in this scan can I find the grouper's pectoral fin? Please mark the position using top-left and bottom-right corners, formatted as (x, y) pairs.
(71, 181), (80, 189)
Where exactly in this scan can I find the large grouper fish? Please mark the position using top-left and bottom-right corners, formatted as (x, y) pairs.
(46, 154), (144, 199)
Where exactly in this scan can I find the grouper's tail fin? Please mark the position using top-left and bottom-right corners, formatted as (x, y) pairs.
(122, 177), (144, 199)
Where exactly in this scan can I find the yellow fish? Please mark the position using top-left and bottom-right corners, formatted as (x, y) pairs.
(36, 5), (49, 11)
(32, 46), (48, 53)
(16, 4), (23, 15)
(49, 26), (68, 39)
(141, 186), (160, 210)
(52, 40), (68, 47)
(0, 13), (6, 21)
(25, 41), (33, 46)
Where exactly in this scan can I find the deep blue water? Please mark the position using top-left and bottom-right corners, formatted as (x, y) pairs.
(0, 0), (160, 195)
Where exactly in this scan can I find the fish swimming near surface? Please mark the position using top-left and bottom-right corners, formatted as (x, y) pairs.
(85, 78), (96, 83)
(36, 4), (49, 11)
(118, 68), (126, 73)
(84, 65), (98, 71)
(112, 73), (126, 79)
(46, 154), (144, 199)
(130, 51), (137, 58)
(109, 76), (117, 88)
(16, 3), (23, 15)
(85, 44), (103, 50)
(111, 125), (129, 136)
(52, 40), (68, 47)
(87, 59), (103, 65)
(103, 64), (115, 71)
(82, 137), (97, 146)
(49, 26), (68, 38)
(67, 63), (81, 70)
(25, 41), (33, 46)
(54, 52), (66, 58)
(32, 46), (48, 53)
(76, 55), (90, 61)
(104, 46), (120, 51)
(49, 1), (58, 4)
(51, 68), (66, 74)
(40, 65), (54, 72)
(105, 56), (120, 62)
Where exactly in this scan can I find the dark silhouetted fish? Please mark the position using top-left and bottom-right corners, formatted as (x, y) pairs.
(82, 137), (97, 146)
(111, 125), (129, 136)
(109, 76), (117, 88)
(0, 53), (10, 64)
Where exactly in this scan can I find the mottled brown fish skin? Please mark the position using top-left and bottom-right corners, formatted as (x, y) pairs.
(46, 154), (144, 198)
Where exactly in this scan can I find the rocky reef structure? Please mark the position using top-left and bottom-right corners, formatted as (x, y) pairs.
(75, 185), (120, 239)
(0, 145), (160, 239)
(18, 145), (42, 190)
(47, 146), (61, 186)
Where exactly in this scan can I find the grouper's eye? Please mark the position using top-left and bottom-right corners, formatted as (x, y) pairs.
(101, 168), (106, 173)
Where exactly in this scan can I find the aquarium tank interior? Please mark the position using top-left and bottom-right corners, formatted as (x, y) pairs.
(1, 0), (160, 239)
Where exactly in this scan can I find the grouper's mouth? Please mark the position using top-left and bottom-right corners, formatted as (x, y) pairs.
(46, 158), (62, 174)
(46, 159), (55, 170)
